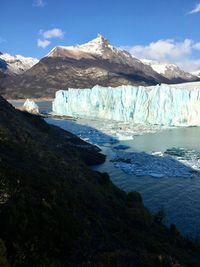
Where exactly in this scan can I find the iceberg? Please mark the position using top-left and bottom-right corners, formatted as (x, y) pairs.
(111, 150), (199, 178)
(23, 99), (39, 114)
(52, 82), (200, 126)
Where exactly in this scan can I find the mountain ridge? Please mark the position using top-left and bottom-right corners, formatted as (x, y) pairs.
(192, 70), (200, 78)
(0, 52), (38, 76)
(1, 35), (199, 99)
(142, 59), (198, 83)
(0, 35), (169, 99)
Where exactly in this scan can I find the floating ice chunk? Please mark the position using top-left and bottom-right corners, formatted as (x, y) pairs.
(111, 150), (200, 178)
(113, 145), (130, 150)
(164, 147), (200, 171)
(46, 118), (118, 146)
(23, 99), (39, 114)
(116, 132), (134, 140)
(47, 115), (164, 145)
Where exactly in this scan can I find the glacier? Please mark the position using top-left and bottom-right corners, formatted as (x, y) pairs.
(52, 82), (200, 126)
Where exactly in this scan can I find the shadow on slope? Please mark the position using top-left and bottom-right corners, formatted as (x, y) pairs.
(46, 117), (118, 146)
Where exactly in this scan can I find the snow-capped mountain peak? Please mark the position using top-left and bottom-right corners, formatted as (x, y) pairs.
(142, 59), (174, 75)
(77, 34), (113, 55)
(47, 34), (144, 67)
(48, 34), (111, 57)
(142, 59), (199, 82)
(191, 70), (200, 78)
(0, 52), (39, 75)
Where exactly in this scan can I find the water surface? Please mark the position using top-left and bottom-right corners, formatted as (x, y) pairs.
(11, 100), (200, 237)
(94, 128), (200, 237)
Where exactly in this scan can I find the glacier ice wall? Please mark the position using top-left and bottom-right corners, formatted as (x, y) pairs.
(52, 83), (200, 126)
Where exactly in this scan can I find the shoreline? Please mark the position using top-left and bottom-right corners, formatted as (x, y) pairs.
(47, 116), (200, 237)
(7, 98), (54, 102)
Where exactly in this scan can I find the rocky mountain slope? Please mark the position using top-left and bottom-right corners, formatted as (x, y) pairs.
(1, 36), (199, 99)
(1, 35), (169, 99)
(0, 52), (38, 76)
(142, 59), (199, 83)
(0, 96), (200, 266)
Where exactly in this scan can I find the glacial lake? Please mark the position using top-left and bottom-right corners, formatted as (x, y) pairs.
(11, 100), (200, 237)
(94, 128), (200, 238)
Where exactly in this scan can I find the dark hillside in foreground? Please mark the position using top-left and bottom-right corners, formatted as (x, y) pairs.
(0, 96), (200, 267)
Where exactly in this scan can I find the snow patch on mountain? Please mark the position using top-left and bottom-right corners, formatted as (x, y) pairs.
(47, 35), (199, 84)
(192, 70), (200, 78)
(47, 35), (151, 67)
(142, 59), (198, 81)
(0, 53), (39, 75)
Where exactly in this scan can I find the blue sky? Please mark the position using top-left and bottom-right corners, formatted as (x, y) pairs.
(1, 0), (200, 71)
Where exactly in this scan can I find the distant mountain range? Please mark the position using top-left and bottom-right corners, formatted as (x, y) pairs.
(0, 35), (199, 99)
(192, 70), (200, 78)
(0, 52), (38, 75)
(141, 59), (198, 83)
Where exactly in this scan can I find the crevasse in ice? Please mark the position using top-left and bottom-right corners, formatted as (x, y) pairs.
(52, 82), (200, 126)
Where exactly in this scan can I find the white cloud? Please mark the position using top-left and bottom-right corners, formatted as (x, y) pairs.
(37, 28), (64, 49)
(41, 28), (64, 39)
(37, 39), (51, 48)
(189, 3), (200, 14)
(126, 39), (192, 62)
(177, 59), (200, 72)
(33, 0), (46, 7)
(123, 39), (200, 72)
(193, 42), (200, 50)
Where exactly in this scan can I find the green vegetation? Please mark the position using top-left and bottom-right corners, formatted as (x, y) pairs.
(0, 96), (200, 266)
